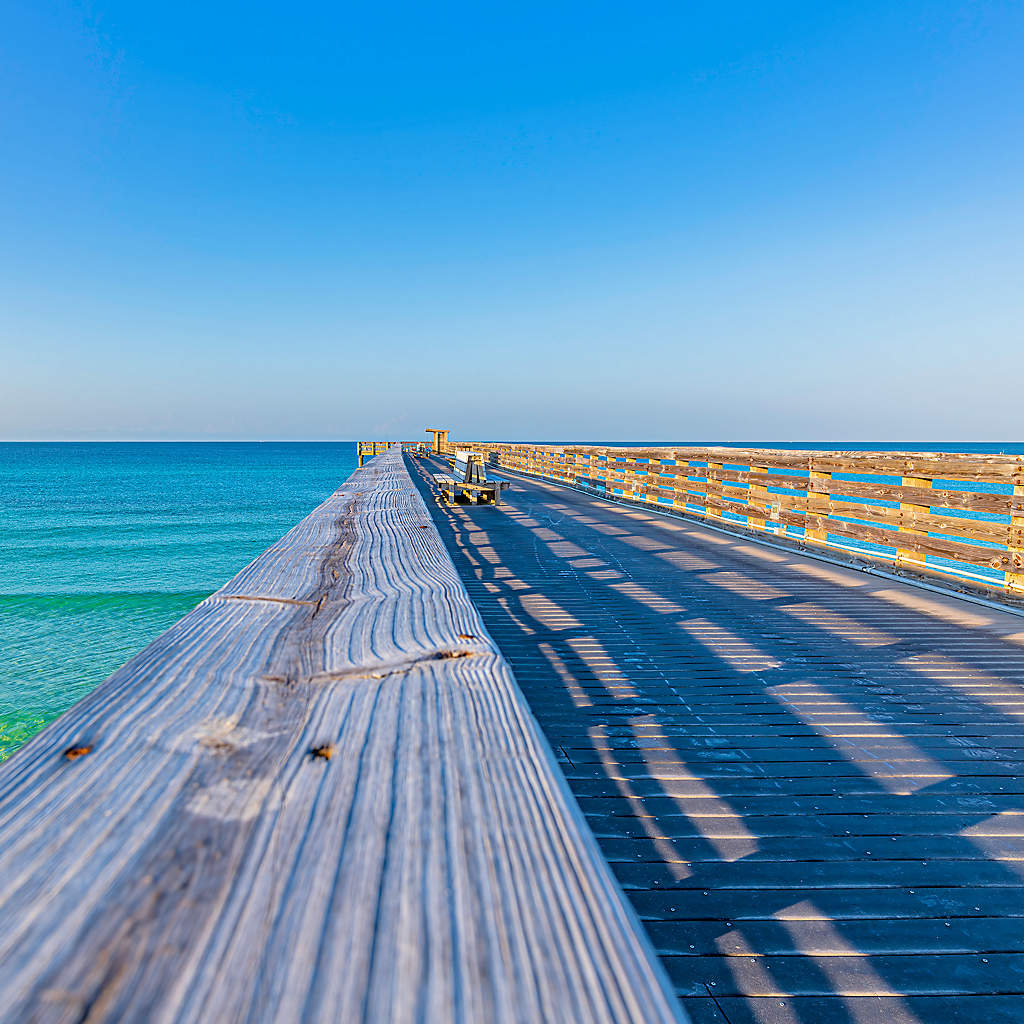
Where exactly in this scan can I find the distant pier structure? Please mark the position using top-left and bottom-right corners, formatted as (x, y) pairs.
(2, 435), (1024, 1023)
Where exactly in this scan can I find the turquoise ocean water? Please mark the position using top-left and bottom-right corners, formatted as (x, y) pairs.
(1, 440), (1021, 760)
(0, 443), (357, 759)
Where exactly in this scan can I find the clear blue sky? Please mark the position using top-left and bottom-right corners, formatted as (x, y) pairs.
(2, 1), (1021, 440)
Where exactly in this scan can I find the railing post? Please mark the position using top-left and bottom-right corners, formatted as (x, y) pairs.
(1009, 466), (1024, 595)
(896, 473), (931, 571)
(706, 461), (723, 522)
(806, 459), (832, 545)
(624, 457), (636, 498)
(672, 461), (687, 512)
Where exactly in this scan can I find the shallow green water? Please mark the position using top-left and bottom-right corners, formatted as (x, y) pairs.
(0, 443), (357, 759)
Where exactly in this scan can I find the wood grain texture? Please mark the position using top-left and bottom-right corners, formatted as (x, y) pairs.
(0, 449), (684, 1024)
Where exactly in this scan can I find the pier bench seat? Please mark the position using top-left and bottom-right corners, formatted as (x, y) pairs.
(434, 450), (510, 505)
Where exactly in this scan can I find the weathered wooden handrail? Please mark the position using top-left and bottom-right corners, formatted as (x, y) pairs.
(356, 439), (398, 466)
(462, 442), (1024, 595)
(0, 449), (683, 1023)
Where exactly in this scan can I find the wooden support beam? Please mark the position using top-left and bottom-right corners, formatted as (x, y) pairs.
(705, 462), (723, 522)
(425, 427), (450, 454)
(805, 463), (832, 544)
(0, 449), (683, 1024)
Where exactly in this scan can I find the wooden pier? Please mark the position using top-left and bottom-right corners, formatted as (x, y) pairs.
(4, 438), (1024, 1023)
(409, 444), (1024, 1024)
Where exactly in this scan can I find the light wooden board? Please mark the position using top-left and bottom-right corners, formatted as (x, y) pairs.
(465, 443), (1024, 593)
(0, 448), (684, 1024)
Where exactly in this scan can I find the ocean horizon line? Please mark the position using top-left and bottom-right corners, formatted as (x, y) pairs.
(1, 438), (1021, 449)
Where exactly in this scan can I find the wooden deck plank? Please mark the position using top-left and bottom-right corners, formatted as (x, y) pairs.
(0, 448), (684, 1024)
(410, 454), (1024, 1024)
(716, 995), (1024, 1024)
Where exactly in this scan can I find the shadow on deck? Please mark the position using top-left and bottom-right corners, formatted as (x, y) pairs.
(410, 455), (1024, 1024)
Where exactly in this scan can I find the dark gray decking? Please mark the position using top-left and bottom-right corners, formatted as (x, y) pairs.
(411, 455), (1024, 1024)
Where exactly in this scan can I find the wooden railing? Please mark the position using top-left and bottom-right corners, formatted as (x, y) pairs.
(0, 447), (683, 1023)
(357, 441), (428, 466)
(460, 443), (1024, 596)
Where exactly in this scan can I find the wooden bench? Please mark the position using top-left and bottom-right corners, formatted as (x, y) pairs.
(433, 450), (510, 505)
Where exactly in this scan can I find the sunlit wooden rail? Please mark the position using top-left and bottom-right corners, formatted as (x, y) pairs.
(409, 448), (1024, 1024)
(453, 443), (1024, 597)
(0, 448), (684, 1024)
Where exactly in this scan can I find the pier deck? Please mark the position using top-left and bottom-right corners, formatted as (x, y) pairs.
(412, 455), (1024, 1024)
